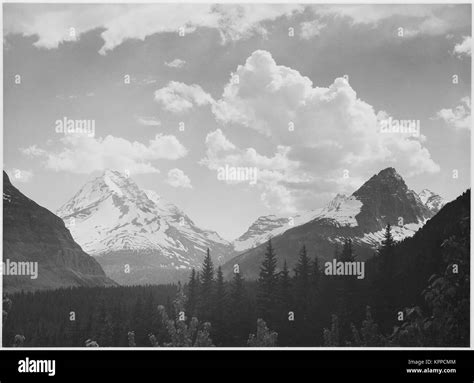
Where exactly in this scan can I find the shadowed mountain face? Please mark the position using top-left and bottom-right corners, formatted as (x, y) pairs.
(351, 167), (432, 233)
(223, 168), (438, 280)
(3, 171), (116, 293)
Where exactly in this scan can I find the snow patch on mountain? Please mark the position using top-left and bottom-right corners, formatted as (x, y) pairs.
(357, 222), (424, 247)
(57, 170), (232, 269)
(233, 194), (363, 252)
(232, 170), (444, 253)
(419, 189), (446, 214)
(314, 194), (362, 227)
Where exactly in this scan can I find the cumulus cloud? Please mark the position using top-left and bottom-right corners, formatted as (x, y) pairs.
(211, 4), (304, 42)
(4, 4), (303, 54)
(154, 81), (214, 113)
(453, 36), (471, 58)
(209, 50), (439, 211)
(136, 116), (161, 126)
(314, 4), (467, 37)
(7, 168), (33, 183)
(166, 168), (193, 188)
(434, 97), (471, 130)
(201, 129), (299, 175)
(22, 134), (187, 174)
(21, 145), (47, 157)
(165, 59), (186, 68)
(200, 129), (304, 212)
(300, 20), (326, 39)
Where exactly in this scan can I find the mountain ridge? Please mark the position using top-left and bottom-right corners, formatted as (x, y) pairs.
(233, 167), (444, 253)
(3, 171), (115, 293)
(223, 167), (445, 280)
(57, 169), (233, 284)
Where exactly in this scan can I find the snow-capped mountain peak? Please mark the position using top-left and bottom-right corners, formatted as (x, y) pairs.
(57, 170), (233, 284)
(419, 189), (434, 205)
(232, 215), (292, 252)
(418, 189), (446, 214)
(232, 168), (442, 253)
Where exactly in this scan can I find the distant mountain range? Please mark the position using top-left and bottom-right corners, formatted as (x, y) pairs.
(233, 168), (445, 253)
(4, 167), (448, 289)
(3, 171), (115, 293)
(223, 167), (447, 279)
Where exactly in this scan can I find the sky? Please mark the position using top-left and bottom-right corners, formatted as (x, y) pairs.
(3, 3), (471, 240)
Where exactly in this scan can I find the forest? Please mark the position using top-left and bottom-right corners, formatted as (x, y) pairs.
(3, 190), (470, 347)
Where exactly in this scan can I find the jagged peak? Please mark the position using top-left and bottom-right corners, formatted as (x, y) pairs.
(377, 167), (403, 180)
(101, 168), (129, 179)
(420, 188), (434, 194)
(354, 167), (407, 197)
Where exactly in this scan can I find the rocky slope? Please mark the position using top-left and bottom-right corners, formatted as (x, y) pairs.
(3, 171), (115, 293)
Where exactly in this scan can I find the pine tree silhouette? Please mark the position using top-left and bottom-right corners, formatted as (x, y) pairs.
(294, 245), (311, 319)
(198, 249), (214, 321)
(257, 240), (278, 325)
(185, 268), (198, 318)
(213, 266), (227, 344)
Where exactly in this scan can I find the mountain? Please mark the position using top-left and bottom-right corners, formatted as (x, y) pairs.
(224, 167), (438, 279)
(3, 171), (115, 293)
(232, 208), (324, 252)
(57, 170), (233, 285)
(380, 188), (469, 303)
(419, 188), (446, 214)
(232, 193), (364, 252)
(233, 168), (442, 253)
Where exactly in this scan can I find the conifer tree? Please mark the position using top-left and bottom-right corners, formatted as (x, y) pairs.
(277, 260), (293, 345)
(311, 256), (321, 292)
(198, 249), (214, 321)
(339, 238), (355, 262)
(257, 240), (278, 324)
(97, 301), (114, 347)
(294, 245), (311, 319)
(230, 269), (245, 308)
(375, 223), (398, 330)
(381, 223), (395, 251)
(173, 281), (186, 316)
(185, 268), (199, 318)
(279, 260), (292, 309)
(213, 266), (226, 343)
(229, 268), (248, 345)
(335, 239), (357, 343)
(309, 255), (323, 344)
